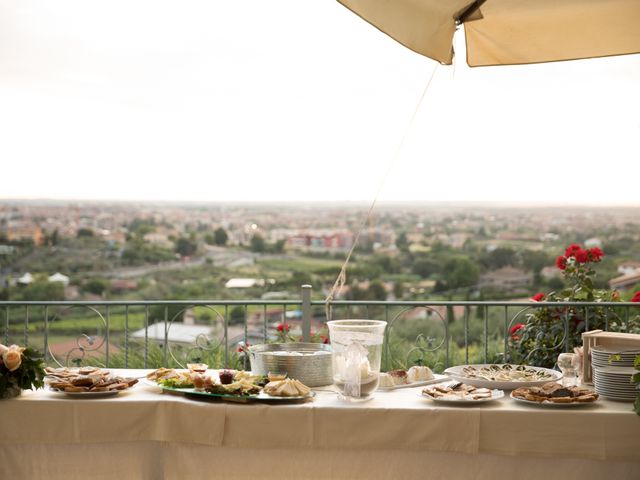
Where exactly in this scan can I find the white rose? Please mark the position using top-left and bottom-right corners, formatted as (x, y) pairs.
(3, 348), (22, 372)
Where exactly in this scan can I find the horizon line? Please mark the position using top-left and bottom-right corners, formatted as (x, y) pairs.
(1, 197), (639, 209)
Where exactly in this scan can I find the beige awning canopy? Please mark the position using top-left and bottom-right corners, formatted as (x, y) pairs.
(337, 0), (640, 66)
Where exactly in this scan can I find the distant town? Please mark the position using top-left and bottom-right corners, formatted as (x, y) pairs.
(1, 200), (640, 304)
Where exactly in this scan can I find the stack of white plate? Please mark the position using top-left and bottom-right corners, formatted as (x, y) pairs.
(591, 345), (638, 401)
(591, 345), (639, 368)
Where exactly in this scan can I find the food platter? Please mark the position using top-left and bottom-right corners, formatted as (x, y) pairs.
(143, 367), (316, 403)
(444, 364), (562, 390)
(378, 374), (450, 391)
(421, 390), (504, 405)
(48, 388), (121, 398)
(44, 366), (139, 395)
(510, 391), (599, 408)
(158, 384), (315, 403)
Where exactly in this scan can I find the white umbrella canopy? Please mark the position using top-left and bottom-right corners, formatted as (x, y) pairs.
(337, 0), (640, 66)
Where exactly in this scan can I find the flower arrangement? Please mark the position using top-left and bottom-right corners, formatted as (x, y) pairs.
(0, 343), (46, 399)
(275, 323), (330, 344)
(511, 244), (640, 368)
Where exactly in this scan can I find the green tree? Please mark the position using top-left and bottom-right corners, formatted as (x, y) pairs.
(368, 280), (387, 301)
(443, 257), (480, 290)
(411, 257), (440, 278)
(521, 250), (551, 273)
(17, 281), (65, 301)
(369, 254), (401, 274)
(214, 227), (229, 246)
(393, 281), (404, 299)
(175, 237), (197, 257)
(273, 239), (286, 253)
(481, 247), (517, 270)
(77, 228), (94, 238)
(290, 271), (312, 287)
(128, 218), (156, 236)
(84, 278), (108, 296)
(395, 232), (409, 252)
(250, 234), (265, 253)
(229, 306), (245, 325)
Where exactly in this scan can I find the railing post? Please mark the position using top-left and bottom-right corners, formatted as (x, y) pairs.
(301, 284), (312, 342)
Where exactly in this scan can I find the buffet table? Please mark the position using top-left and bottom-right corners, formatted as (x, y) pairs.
(1, 369), (639, 480)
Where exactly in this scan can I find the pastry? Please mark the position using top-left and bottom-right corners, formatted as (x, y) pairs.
(263, 378), (311, 397)
(511, 382), (599, 404)
(388, 370), (409, 385)
(378, 373), (394, 388)
(407, 366), (434, 383)
(45, 367), (138, 393)
(422, 382), (495, 401)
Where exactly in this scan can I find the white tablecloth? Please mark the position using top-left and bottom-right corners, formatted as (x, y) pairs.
(1, 369), (639, 479)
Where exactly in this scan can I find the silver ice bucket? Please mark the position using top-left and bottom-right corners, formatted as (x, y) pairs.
(248, 342), (332, 387)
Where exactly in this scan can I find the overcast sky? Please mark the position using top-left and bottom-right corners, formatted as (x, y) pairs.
(1, 0), (639, 205)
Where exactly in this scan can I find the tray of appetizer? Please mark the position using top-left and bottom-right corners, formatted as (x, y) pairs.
(510, 382), (599, 407)
(444, 364), (561, 390)
(145, 368), (315, 403)
(378, 366), (449, 390)
(421, 382), (504, 405)
(44, 366), (138, 397)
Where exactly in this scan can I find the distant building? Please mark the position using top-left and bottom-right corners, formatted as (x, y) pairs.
(130, 322), (214, 345)
(225, 278), (265, 289)
(609, 272), (640, 291)
(5, 223), (44, 246)
(617, 261), (640, 276)
(17, 272), (34, 285)
(479, 267), (533, 290)
(584, 237), (602, 248)
(540, 232), (560, 242)
(48, 272), (70, 287)
(110, 279), (139, 293)
(0, 245), (15, 255)
(285, 230), (354, 251)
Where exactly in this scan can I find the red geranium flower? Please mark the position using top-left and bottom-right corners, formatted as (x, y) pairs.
(631, 291), (640, 303)
(574, 249), (589, 264)
(531, 292), (545, 302)
(588, 247), (604, 262)
(555, 255), (567, 270)
(276, 323), (290, 332)
(565, 244), (582, 257)
(510, 323), (525, 340)
(320, 335), (330, 344)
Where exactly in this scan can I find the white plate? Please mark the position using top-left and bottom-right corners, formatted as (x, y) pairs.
(444, 364), (561, 390)
(48, 388), (121, 398)
(593, 383), (636, 392)
(510, 391), (598, 407)
(139, 377), (164, 388)
(593, 366), (636, 378)
(597, 393), (636, 401)
(594, 382), (636, 390)
(159, 384), (315, 403)
(591, 345), (640, 355)
(420, 388), (504, 405)
(378, 374), (449, 391)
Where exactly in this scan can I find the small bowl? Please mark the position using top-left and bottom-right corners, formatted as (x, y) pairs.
(187, 363), (208, 374)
